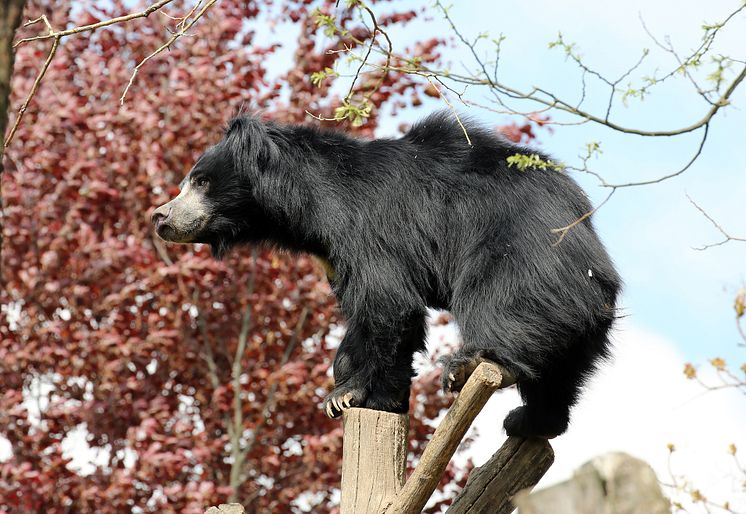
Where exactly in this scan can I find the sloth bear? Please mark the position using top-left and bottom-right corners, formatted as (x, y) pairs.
(152, 112), (620, 438)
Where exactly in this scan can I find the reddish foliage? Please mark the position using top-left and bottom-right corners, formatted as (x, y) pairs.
(498, 113), (553, 145)
(0, 1), (538, 512)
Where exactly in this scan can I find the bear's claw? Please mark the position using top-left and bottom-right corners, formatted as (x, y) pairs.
(440, 352), (499, 393)
(323, 384), (367, 418)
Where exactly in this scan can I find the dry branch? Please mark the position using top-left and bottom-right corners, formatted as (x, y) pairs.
(446, 437), (554, 514)
(686, 193), (746, 250)
(119, 0), (219, 104)
(13, 0), (175, 46)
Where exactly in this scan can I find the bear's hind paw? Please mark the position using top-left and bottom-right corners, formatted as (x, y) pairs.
(503, 406), (565, 439)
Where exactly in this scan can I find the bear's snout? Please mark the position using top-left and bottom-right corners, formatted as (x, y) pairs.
(150, 183), (211, 244)
(151, 205), (172, 228)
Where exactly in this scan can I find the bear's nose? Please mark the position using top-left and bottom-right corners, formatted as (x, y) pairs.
(151, 205), (172, 227)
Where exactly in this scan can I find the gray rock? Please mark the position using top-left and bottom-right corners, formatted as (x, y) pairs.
(515, 452), (671, 514)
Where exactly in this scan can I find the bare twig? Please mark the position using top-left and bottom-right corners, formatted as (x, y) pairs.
(595, 123), (710, 189)
(425, 76), (472, 146)
(119, 0), (219, 104)
(664, 446), (744, 513)
(551, 189), (615, 245)
(13, 0), (175, 47)
(345, 1), (392, 105)
(306, 1), (393, 124)
(686, 194), (746, 250)
(4, 18), (59, 147)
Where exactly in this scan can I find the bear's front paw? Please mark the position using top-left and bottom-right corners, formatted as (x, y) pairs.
(323, 383), (368, 419)
(439, 351), (498, 393)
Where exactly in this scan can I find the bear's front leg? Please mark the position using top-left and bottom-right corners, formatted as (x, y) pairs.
(323, 335), (371, 418)
(323, 313), (424, 418)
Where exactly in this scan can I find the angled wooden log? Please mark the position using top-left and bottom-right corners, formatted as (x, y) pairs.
(446, 436), (554, 514)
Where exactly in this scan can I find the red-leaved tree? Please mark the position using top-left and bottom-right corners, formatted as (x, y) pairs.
(0, 1), (541, 512)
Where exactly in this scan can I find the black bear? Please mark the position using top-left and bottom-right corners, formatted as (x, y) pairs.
(152, 112), (620, 438)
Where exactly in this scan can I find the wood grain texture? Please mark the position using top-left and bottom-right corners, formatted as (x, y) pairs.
(341, 408), (409, 514)
(446, 436), (554, 514)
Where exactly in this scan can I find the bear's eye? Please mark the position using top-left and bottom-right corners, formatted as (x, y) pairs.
(193, 176), (210, 189)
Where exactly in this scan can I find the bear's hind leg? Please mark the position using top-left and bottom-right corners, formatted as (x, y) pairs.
(504, 342), (599, 438)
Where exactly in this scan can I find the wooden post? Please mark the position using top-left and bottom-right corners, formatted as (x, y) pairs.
(341, 408), (409, 514)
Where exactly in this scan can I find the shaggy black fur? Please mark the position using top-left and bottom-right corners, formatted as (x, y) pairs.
(175, 112), (621, 438)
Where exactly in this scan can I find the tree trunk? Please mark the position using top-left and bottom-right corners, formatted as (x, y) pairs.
(0, 0), (25, 158)
(0, 0), (26, 283)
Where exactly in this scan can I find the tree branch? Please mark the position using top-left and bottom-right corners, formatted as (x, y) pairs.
(4, 16), (58, 147)
(228, 249), (258, 501)
(119, 0), (219, 104)
(431, 1), (745, 137)
(13, 0), (175, 46)
(446, 437), (554, 514)
(686, 194), (746, 250)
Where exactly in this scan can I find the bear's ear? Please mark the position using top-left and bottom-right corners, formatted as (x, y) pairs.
(225, 116), (280, 177)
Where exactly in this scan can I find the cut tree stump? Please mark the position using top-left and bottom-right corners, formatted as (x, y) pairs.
(204, 504), (245, 514)
(341, 409), (409, 513)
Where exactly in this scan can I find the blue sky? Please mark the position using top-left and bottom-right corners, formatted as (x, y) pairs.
(257, 0), (746, 363)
